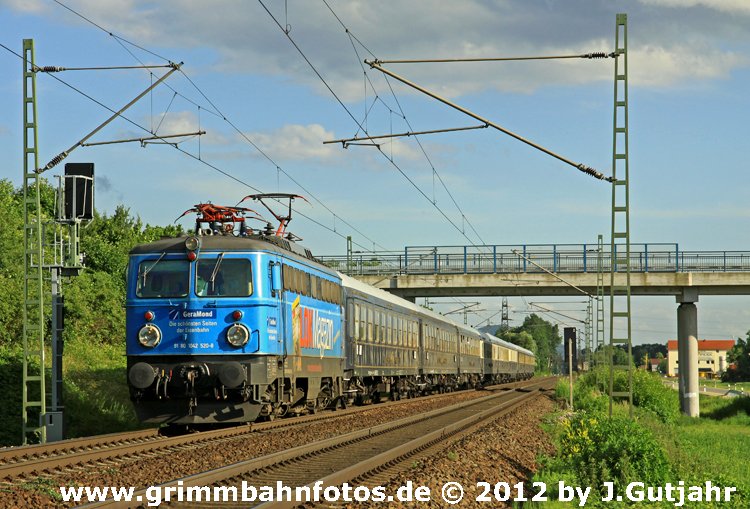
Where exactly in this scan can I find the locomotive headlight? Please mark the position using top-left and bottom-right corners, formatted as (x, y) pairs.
(185, 236), (201, 251)
(138, 324), (162, 348)
(226, 324), (250, 347)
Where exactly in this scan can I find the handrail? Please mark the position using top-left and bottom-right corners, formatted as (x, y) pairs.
(318, 243), (750, 277)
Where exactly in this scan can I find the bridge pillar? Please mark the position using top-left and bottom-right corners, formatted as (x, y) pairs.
(677, 289), (699, 417)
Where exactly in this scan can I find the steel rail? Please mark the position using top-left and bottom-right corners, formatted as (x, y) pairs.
(80, 378), (552, 508)
(1, 383), (504, 482)
(289, 382), (557, 509)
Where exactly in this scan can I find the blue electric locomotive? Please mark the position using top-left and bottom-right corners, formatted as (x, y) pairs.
(126, 230), (345, 424)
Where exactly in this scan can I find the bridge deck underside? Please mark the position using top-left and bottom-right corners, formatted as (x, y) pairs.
(358, 272), (750, 298)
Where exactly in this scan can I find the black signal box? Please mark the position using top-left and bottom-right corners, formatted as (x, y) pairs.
(64, 163), (94, 220)
(564, 327), (578, 372)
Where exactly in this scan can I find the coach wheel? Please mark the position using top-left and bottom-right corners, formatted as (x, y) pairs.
(306, 400), (318, 415)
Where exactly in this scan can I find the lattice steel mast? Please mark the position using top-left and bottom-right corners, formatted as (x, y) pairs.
(608, 14), (633, 417)
(596, 234), (606, 364)
(21, 39), (46, 444)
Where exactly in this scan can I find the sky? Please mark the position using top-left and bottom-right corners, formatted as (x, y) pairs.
(1, 0), (749, 344)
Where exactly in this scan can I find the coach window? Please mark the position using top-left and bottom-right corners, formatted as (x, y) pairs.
(290, 267), (299, 293)
(359, 305), (366, 340)
(376, 311), (383, 343)
(382, 312), (387, 343)
(384, 314), (389, 345)
(281, 265), (292, 291)
(366, 307), (373, 343)
(350, 302), (356, 338)
(385, 314), (391, 344)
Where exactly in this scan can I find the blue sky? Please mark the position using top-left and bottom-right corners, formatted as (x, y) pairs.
(1, 0), (749, 343)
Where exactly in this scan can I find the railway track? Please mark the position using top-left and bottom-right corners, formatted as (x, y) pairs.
(79, 377), (555, 508)
(1, 382), (518, 483)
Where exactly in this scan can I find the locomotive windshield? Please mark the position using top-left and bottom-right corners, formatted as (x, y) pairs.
(136, 259), (189, 298)
(195, 258), (253, 297)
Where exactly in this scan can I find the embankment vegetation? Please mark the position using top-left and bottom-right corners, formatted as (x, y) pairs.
(535, 368), (749, 508)
(0, 178), (180, 446)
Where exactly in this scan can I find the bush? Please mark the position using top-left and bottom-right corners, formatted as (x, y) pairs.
(559, 412), (671, 494)
(576, 367), (680, 423)
(630, 370), (680, 423)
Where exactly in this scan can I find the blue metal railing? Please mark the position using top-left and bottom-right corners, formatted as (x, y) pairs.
(319, 243), (750, 277)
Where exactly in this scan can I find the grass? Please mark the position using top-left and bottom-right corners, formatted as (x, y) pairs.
(0, 337), (146, 447)
(62, 338), (143, 438)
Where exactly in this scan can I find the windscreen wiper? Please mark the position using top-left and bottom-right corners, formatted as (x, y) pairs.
(140, 252), (167, 287)
(208, 252), (225, 293)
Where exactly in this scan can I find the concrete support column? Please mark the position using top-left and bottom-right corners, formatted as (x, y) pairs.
(677, 289), (699, 417)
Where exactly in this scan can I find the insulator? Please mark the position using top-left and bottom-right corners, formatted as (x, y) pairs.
(39, 66), (64, 72)
(577, 164), (606, 180)
(583, 52), (608, 59)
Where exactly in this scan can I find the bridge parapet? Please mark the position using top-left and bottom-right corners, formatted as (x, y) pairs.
(319, 243), (750, 277)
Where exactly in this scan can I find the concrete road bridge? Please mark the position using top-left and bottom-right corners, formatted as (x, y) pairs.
(320, 242), (750, 418)
(318, 243), (750, 299)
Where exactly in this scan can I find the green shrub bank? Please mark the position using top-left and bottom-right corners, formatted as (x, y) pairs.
(0, 178), (179, 446)
(534, 369), (748, 507)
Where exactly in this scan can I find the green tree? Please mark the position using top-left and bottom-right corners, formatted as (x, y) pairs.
(497, 329), (537, 354)
(592, 345), (633, 367)
(0, 180), (182, 347)
(497, 314), (560, 372)
(657, 358), (667, 374)
(723, 334), (750, 382)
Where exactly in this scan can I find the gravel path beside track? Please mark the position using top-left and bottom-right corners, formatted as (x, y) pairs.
(0, 391), (553, 508)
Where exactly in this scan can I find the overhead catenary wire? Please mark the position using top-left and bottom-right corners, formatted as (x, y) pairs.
(370, 52), (617, 64)
(366, 60), (614, 183)
(12, 2), (389, 254)
(0, 40), (377, 253)
(260, 0), (488, 247)
(323, 124), (489, 147)
(34, 64), (175, 72)
(43, 1), (389, 252)
(320, 0), (490, 247)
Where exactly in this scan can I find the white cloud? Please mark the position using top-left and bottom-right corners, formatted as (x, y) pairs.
(241, 123), (422, 163)
(638, 0), (750, 15)
(242, 123), (339, 161)
(3, 0), (48, 14)
(630, 44), (746, 87)
(17, 0), (746, 104)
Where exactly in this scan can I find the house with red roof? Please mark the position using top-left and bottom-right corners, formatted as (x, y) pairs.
(666, 339), (734, 378)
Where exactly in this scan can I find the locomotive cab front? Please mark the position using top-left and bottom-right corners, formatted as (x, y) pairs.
(125, 236), (274, 424)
